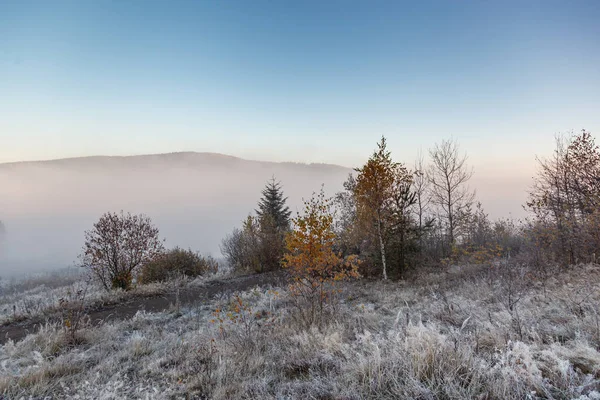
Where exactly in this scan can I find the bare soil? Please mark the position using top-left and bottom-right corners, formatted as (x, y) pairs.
(0, 271), (286, 345)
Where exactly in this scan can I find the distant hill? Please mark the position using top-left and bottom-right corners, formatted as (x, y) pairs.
(0, 152), (350, 172)
(0, 152), (351, 275)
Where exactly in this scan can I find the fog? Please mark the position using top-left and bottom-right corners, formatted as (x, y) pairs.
(0, 153), (351, 276)
(0, 152), (530, 276)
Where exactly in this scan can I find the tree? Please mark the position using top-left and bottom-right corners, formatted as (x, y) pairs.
(80, 211), (164, 290)
(257, 213), (287, 271)
(354, 136), (414, 279)
(527, 130), (600, 264)
(241, 215), (263, 271)
(220, 227), (246, 272)
(333, 174), (361, 257)
(527, 135), (573, 262)
(413, 151), (434, 253)
(566, 130), (600, 214)
(221, 212), (287, 273)
(256, 177), (292, 231)
(388, 166), (417, 274)
(251, 177), (292, 271)
(427, 138), (475, 253)
(462, 202), (492, 247)
(221, 216), (261, 273)
(283, 188), (360, 327)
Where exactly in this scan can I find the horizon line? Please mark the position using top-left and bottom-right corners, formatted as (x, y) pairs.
(0, 151), (355, 169)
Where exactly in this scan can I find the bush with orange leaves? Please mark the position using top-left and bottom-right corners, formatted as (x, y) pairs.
(283, 188), (360, 327)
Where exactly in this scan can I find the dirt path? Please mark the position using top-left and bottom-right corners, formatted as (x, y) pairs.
(0, 272), (286, 345)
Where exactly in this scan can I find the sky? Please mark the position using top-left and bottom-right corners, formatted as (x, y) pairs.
(1, 0), (599, 170)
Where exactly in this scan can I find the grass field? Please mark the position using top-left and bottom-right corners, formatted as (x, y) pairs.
(1, 263), (600, 399)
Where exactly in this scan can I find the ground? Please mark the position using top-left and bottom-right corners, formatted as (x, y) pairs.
(1, 264), (600, 399)
(0, 271), (285, 345)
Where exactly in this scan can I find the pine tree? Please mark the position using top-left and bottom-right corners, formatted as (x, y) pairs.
(256, 177), (292, 231)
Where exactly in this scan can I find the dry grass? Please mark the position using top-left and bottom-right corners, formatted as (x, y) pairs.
(0, 270), (220, 326)
(2, 264), (600, 399)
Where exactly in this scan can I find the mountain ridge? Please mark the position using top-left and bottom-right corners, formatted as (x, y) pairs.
(0, 151), (352, 172)
(0, 150), (353, 273)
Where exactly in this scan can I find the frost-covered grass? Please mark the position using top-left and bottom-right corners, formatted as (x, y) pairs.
(0, 269), (217, 326)
(2, 264), (600, 399)
(0, 269), (89, 324)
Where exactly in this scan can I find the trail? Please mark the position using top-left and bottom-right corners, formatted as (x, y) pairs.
(0, 272), (285, 345)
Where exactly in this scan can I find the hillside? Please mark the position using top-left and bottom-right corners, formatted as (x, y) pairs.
(0, 153), (351, 275)
(2, 263), (600, 399)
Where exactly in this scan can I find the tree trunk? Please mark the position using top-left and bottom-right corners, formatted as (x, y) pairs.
(448, 210), (454, 246)
(377, 218), (388, 280)
(418, 198), (423, 253)
(446, 180), (454, 256)
(400, 228), (405, 276)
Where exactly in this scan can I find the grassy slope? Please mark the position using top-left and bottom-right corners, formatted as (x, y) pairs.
(2, 264), (600, 399)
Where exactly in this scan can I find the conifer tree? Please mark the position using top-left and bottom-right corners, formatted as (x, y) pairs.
(354, 136), (414, 279)
(222, 179), (292, 273)
(256, 177), (292, 231)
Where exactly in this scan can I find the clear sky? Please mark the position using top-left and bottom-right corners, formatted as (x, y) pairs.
(1, 0), (599, 170)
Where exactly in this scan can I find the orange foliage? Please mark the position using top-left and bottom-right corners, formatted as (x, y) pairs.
(354, 136), (414, 279)
(283, 189), (360, 326)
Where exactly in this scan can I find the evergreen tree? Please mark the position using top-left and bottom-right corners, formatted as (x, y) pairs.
(222, 178), (291, 274)
(354, 136), (398, 280)
(256, 177), (292, 231)
(354, 136), (416, 279)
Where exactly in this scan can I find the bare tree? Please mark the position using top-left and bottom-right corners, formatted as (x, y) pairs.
(527, 130), (600, 265)
(527, 135), (574, 263)
(413, 151), (431, 250)
(333, 174), (360, 257)
(80, 211), (165, 290)
(427, 138), (475, 251)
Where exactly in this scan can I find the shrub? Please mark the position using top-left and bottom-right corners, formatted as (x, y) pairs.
(80, 211), (164, 290)
(211, 292), (278, 348)
(138, 247), (218, 284)
(221, 221), (261, 274)
(283, 189), (360, 327)
(58, 285), (89, 345)
(221, 215), (287, 274)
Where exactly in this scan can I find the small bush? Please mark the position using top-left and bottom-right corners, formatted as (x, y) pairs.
(211, 292), (278, 348)
(80, 211), (164, 291)
(284, 189), (360, 327)
(221, 215), (287, 274)
(138, 248), (218, 284)
(58, 285), (90, 345)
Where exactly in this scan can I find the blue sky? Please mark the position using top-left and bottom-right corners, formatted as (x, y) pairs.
(1, 0), (599, 169)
